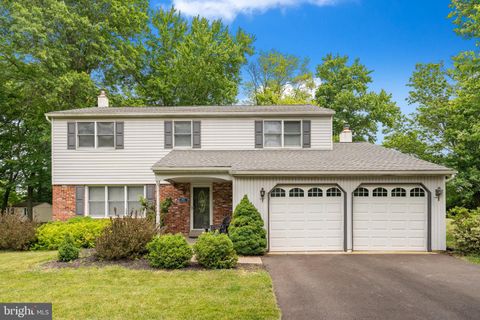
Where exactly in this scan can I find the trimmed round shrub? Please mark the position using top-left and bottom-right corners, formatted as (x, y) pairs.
(34, 217), (110, 250)
(193, 232), (237, 269)
(228, 195), (267, 255)
(451, 207), (480, 254)
(58, 234), (80, 262)
(95, 216), (157, 260)
(0, 214), (36, 250)
(146, 234), (193, 269)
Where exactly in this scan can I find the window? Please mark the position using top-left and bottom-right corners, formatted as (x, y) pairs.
(174, 121), (192, 147)
(77, 122), (95, 147)
(391, 188), (406, 197)
(289, 188), (304, 197)
(97, 122), (115, 148)
(270, 188), (286, 197)
(264, 121), (282, 147)
(326, 187), (341, 197)
(308, 187), (323, 197)
(89, 187), (105, 218)
(353, 187), (369, 197)
(410, 187), (425, 197)
(284, 121), (302, 147)
(108, 187), (124, 217)
(372, 187), (388, 197)
(128, 186), (144, 214)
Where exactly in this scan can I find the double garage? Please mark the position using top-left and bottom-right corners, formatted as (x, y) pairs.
(269, 184), (429, 252)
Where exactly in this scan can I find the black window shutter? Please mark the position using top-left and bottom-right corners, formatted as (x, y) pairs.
(192, 121), (201, 148)
(75, 186), (85, 215)
(67, 122), (76, 150)
(255, 121), (263, 148)
(164, 121), (173, 149)
(302, 120), (311, 148)
(146, 185), (156, 203)
(115, 122), (124, 149)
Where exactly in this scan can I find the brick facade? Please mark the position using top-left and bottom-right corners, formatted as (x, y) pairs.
(212, 182), (233, 225)
(52, 185), (76, 221)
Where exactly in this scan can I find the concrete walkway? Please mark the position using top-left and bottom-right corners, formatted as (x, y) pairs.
(263, 254), (480, 320)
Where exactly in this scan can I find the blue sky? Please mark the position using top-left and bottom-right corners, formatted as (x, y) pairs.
(154, 0), (475, 115)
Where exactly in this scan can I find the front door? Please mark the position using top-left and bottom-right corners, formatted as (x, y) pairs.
(192, 187), (210, 230)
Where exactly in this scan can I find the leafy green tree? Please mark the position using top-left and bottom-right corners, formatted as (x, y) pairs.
(314, 54), (401, 142)
(245, 50), (315, 105)
(449, 0), (480, 43)
(114, 7), (254, 106)
(229, 195), (267, 256)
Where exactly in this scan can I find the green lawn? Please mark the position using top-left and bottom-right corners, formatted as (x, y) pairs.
(445, 218), (480, 265)
(0, 251), (280, 320)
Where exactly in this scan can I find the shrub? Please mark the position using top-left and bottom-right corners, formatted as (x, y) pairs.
(58, 234), (80, 262)
(228, 195), (267, 255)
(34, 217), (110, 250)
(451, 207), (480, 255)
(95, 216), (158, 260)
(193, 232), (237, 269)
(146, 234), (193, 269)
(0, 214), (37, 250)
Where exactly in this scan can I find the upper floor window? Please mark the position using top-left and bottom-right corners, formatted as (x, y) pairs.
(77, 122), (115, 148)
(174, 121), (192, 147)
(264, 120), (302, 148)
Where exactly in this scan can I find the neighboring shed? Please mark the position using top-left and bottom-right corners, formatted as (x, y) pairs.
(10, 202), (52, 222)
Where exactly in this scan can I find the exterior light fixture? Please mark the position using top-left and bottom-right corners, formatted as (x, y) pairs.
(260, 188), (266, 202)
(435, 187), (443, 200)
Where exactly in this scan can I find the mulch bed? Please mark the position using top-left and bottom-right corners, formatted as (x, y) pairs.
(42, 249), (263, 272)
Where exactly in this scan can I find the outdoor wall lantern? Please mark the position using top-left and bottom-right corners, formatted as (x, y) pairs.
(435, 187), (443, 200)
(260, 187), (266, 202)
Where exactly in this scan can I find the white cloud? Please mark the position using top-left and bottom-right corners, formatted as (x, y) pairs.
(172, 0), (342, 21)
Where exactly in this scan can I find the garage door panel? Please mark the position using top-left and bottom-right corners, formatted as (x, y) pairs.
(353, 185), (427, 251)
(270, 186), (344, 252)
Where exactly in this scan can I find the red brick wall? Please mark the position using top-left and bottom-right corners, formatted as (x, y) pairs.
(161, 183), (191, 235)
(212, 182), (233, 225)
(52, 185), (76, 221)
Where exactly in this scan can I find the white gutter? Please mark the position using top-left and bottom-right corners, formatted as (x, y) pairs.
(45, 112), (334, 119)
(230, 170), (456, 176)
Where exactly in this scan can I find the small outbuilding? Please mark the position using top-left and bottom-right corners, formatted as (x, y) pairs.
(10, 202), (52, 222)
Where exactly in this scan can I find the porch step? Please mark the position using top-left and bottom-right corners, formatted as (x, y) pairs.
(188, 230), (204, 238)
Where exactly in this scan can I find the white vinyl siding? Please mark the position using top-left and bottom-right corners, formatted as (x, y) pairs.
(233, 175), (446, 251)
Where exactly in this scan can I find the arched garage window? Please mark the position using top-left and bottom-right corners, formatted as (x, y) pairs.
(289, 188), (304, 197)
(308, 187), (323, 197)
(270, 188), (286, 197)
(410, 187), (425, 197)
(353, 187), (369, 197)
(326, 187), (341, 197)
(391, 188), (406, 197)
(372, 187), (388, 197)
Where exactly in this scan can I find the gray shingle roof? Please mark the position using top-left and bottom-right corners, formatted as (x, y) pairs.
(46, 105), (334, 118)
(152, 143), (454, 174)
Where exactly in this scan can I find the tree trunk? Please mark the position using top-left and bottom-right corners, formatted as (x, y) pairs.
(1, 185), (11, 214)
(26, 185), (33, 221)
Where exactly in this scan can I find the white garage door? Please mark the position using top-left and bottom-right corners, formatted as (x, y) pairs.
(353, 186), (428, 251)
(269, 186), (344, 252)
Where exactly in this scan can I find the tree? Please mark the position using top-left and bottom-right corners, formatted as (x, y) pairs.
(314, 54), (401, 142)
(228, 195), (267, 256)
(113, 7), (254, 106)
(245, 50), (315, 105)
(449, 0), (480, 43)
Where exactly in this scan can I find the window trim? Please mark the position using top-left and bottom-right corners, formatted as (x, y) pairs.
(173, 120), (193, 148)
(76, 121), (117, 149)
(86, 185), (146, 218)
(263, 120), (303, 148)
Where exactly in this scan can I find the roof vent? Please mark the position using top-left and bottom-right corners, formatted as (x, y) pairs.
(97, 90), (109, 108)
(339, 124), (352, 143)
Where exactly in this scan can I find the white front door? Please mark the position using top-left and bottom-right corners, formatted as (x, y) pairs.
(353, 185), (428, 251)
(269, 186), (344, 252)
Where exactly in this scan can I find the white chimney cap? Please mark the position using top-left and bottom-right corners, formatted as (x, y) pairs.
(98, 90), (109, 108)
(339, 124), (352, 143)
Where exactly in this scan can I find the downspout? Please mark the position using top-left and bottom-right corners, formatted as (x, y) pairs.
(155, 181), (161, 226)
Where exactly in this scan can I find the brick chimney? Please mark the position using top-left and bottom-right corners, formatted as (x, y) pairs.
(97, 90), (109, 108)
(339, 124), (352, 143)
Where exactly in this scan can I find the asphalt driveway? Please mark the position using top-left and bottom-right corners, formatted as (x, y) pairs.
(263, 254), (480, 320)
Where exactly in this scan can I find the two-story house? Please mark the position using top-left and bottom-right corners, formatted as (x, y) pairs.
(45, 92), (454, 252)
